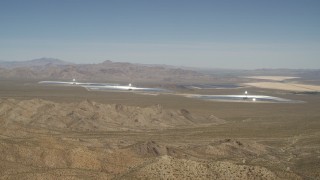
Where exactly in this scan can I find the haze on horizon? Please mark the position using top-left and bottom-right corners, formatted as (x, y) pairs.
(0, 0), (319, 69)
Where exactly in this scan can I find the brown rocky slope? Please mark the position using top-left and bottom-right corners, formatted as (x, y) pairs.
(0, 98), (301, 179)
(0, 98), (224, 131)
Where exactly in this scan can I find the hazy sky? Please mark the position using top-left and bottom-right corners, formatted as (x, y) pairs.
(0, 0), (319, 69)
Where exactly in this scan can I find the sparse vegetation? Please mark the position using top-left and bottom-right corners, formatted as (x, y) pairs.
(0, 78), (319, 179)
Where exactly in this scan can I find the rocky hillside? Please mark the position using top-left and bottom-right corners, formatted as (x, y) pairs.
(0, 98), (224, 131)
(0, 98), (303, 179)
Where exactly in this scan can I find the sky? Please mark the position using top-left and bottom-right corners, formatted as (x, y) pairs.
(0, 0), (319, 69)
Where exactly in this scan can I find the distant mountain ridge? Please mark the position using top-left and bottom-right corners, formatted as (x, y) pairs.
(1, 58), (318, 83)
(0, 58), (208, 83)
(0, 58), (71, 68)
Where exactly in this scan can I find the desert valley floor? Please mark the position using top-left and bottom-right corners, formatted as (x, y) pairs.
(0, 79), (320, 179)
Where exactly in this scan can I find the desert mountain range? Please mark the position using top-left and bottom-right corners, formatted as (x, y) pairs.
(1, 58), (320, 84)
(0, 58), (207, 83)
(0, 58), (71, 68)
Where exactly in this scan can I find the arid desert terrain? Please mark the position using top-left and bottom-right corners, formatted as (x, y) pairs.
(0, 76), (320, 179)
